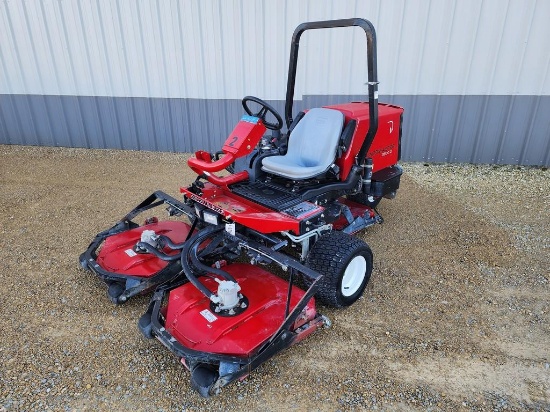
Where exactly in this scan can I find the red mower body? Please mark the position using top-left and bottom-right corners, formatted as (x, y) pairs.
(81, 18), (401, 398)
(181, 184), (324, 235)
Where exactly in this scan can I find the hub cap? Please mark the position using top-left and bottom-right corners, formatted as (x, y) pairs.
(341, 255), (367, 297)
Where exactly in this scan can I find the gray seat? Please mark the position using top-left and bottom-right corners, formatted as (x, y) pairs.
(261, 108), (344, 180)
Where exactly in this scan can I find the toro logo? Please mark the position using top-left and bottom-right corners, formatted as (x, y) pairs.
(190, 194), (224, 215)
(369, 143), (395, 158)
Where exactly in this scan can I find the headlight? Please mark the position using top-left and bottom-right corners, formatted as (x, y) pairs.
(203, 210), (220, 225)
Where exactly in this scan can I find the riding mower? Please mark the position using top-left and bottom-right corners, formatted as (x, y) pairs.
(80, 18), (404, 397)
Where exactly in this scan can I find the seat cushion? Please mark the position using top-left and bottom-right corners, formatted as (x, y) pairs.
(260, 156), (330, 180)
(262, 108), (344, 179)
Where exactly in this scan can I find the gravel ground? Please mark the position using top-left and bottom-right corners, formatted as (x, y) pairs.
(1, 145), (548, 411)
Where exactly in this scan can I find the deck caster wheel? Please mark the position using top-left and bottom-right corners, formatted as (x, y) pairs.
(191, 365), (219, 398)
(138, 312), (153, 339)
(305, 231), (373, 308)
(79, 254), (88, 269)
(107, 282), (125, 304)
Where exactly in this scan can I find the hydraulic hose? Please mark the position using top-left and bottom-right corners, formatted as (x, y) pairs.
(136, 242), (180, 261)
(156, 234), (187, 250)
(189, 240), (237, 283)
(180, 225), (237, 300)
(140, 218), (197, 252)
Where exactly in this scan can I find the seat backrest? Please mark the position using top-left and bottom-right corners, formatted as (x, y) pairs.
(286, 108), (344, 167)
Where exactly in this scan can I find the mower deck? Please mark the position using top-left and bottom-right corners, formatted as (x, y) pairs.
(165, 263), (317, 356)
(137, 228), (328, 397)
(79, 191), (198, 303)
(96, 220), (191, 277)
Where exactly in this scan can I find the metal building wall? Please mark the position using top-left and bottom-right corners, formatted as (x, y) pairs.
(1, 0), (549, 165)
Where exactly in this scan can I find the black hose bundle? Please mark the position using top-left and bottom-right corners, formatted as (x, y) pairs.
(135, 241), (180, 261)
(180, 225), (237, 300)
(156, 234), (188, 249)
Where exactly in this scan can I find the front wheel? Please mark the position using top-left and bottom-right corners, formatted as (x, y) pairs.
(305, 231), (373, 308)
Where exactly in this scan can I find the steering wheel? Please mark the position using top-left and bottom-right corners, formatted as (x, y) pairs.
(242, 96), (283, 131)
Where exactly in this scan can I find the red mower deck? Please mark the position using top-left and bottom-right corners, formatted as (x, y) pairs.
(97, 221), (192, 277)
(165, 263), (317, 356)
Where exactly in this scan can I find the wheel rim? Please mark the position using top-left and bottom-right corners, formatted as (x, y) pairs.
(341, 255), (367, 297)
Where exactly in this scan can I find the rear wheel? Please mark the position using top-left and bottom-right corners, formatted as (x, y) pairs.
(305, 231), (373, 307)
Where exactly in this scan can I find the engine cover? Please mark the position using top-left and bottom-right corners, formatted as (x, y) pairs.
(164, 263), (317, 357)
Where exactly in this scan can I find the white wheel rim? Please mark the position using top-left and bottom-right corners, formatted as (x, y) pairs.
(341, 255), (367, 297)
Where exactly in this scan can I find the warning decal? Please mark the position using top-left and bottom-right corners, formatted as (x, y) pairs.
(199, 309), (217, 323)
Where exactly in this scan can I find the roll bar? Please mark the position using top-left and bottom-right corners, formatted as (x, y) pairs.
(284, 18), (379, 162)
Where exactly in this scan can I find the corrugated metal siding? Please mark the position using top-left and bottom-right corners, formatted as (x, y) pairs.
(3, 0), (549, 98)
(1, 0), (549, 165)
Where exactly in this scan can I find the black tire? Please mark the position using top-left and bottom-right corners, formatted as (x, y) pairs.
(347, 193), (381, 208)
(305, 231), (373, 308)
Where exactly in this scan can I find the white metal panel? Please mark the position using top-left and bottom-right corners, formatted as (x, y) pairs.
(1, 0), (549, 98)
(116, 0), (144, 97)
(411, 0), (456, 95)
(384, 0), (430, 95)
(376, 0), (404, 95)
(466, 0), (513, 95)
(516, 0), (550, 95)
(0, 0), (20, 93)
(2, 0), (38, 93)
(435, 0), (483, 96)
(489, 1), (536, 95)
